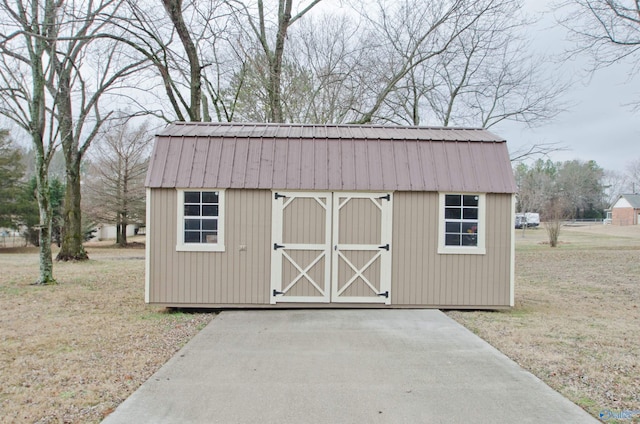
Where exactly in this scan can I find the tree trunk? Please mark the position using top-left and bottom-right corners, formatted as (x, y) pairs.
(116, 223), (122, 245)
(57, 155), (88, 261)
(30, 1), (57, 284)
(34, 150), (56, 285)
(162, 0), (202, 121)
(119, 212), (127, 248)
(268, 0), (293, 122)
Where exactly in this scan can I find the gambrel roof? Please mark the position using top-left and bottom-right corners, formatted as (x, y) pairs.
(146, 122), (517, 194)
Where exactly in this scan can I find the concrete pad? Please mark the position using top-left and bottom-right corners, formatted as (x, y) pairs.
(102, 310), (598, 424)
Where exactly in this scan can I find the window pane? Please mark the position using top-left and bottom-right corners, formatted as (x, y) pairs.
(445, 195), (461, 206)
(202, 191), (218, 204)
(185, 204), (200, 216)
(184, 191), (200, 204)
(463, 207), (478, 220)
(463, 195), (479, 207)
(184, 231), (201, 243)
(202, 205), (218, 217)
(445, 222), (461, 233)
(202, 219), (218, 231)
(445, 207), (461, 219)
(445, 234), (460, 246)
(203, 232), (217, 243)
(461, 234), (478, 246)
(185, 219), (201, 230)
(462, 222), (477, 234)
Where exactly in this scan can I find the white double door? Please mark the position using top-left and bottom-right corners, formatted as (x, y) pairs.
(271, 191), (392, 304)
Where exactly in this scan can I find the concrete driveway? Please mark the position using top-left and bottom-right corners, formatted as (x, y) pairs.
(102, 310), (598, 424)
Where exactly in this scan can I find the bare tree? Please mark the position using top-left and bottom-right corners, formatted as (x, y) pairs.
(231, 0), (323, 122)
(374, 0), (567, 128)
(509, 142), (567, 163)
(346, 0), (471, 124)
(626, 157), (640, 192)
(558, 0), (640, 71)
(84, 120), (151, 247)
(287, 13), (369, 123)
(0, 0), (60, 284)
(107, 0), (242, 123)
(161, 0), (203, 121)
(558, 0), (640, 111)
(601, 169), (628, 207)
(544, 194), (569, 247)
(42, 0), (147, 261)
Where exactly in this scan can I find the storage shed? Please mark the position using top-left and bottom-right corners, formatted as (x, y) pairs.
(145, 123), (517, 309)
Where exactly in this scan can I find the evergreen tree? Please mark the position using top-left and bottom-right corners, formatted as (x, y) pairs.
(0, 130), (25, 228)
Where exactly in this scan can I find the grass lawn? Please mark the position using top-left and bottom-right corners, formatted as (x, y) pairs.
(1, 226), (638, 423)
(448, 224), (640, 423)
(0, 238), (215, 423)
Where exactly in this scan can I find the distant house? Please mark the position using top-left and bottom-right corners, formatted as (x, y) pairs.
(144, 123), (517, 309)
(611, 194), (640, 226)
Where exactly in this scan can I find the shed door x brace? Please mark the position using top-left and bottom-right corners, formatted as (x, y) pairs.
(270, 191), (392, 305)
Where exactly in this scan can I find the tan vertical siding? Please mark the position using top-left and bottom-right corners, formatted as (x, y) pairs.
(282, 197), (326, 244)
(282, 250), (326, 297)
(147, 189), (272, 305)
(336, 251), (382, 297)
(148, 189), (512, 308)
(336, 197), (382, 244)
(391, 192), (513, 307)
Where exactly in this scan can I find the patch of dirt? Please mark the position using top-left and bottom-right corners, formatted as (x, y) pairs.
(0, 247), (215, 423)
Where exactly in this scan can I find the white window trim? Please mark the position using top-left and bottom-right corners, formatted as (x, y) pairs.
(437, 192), (486, 255)
(176, 188), (225, 252)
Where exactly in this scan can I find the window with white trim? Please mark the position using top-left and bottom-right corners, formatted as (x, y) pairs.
(176, 189), (225, 252)
(438, 193), (485, 254)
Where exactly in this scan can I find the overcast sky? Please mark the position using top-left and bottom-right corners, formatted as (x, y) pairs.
(493, 0), (640, 172)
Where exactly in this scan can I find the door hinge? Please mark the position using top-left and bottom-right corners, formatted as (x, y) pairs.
(378, 243), (390, 251)
(274, 243), (285, 250)
(274, 192), (286, 199)
(273, 289), (284, 296)
(377, 291), (389, 298)
(378, 194), (391, 201)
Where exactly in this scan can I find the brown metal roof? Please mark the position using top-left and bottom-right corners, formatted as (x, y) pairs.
(146, 122), (516, 193)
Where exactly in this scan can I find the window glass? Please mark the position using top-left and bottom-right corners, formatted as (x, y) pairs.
(445, 234), (460, 246)
(202, 205), (218, 216)
(202, 220), (217, 231)
(445, 208), (461, 219)
(463, 207), (478, 220)
(202, 191), (218, 203)
(445, 195), (462, 206)
(463, 195), (479, 207)
(184, 231), (201, 243)
(182, 191), (219, 244)
(184, 204), (200, 216)
(184, 191), (200, 203)
(185, 219), (201, 230)
(444, 194), (479, 247)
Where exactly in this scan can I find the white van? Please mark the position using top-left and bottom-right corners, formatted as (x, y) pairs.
(515, 212), (540, 228)
(525, 212), (540, 227)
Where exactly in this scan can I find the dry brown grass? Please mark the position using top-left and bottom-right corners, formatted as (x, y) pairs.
(0, 238), (215, 423)
(448, 224), (640, 423)
(2, 226), (639, 423)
